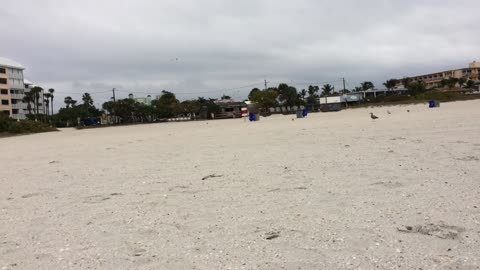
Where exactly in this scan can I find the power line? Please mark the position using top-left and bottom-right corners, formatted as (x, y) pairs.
(114, 82), (264, 96)
(269, 79), (344, 86)
(46, 78), (347, 100)
(52, 90), (112, 95)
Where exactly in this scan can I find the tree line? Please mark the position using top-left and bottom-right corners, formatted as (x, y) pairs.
(44, 90), (221, 126)
(23, 77), (478, 127)
(248, 82), (378, 110)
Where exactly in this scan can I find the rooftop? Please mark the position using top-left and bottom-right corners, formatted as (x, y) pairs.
(0, 57), (25, 70)
(407, 61), (480, 79)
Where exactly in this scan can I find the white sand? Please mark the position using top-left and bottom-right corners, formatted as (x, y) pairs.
(1, 100), (480, 269)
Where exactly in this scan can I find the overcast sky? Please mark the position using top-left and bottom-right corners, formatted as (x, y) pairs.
(1, 0), (479, 107)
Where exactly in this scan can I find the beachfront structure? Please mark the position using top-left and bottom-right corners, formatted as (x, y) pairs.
(24, 79), (46, 116)
(0, 57), (26, 119)
(214, 99), (245, 118)
(0, 57), (46, 120)
(404, 61), (480, 89)
(128, 93), (153, 105)
(135, 95), (153, 106)
(360, 88), (409, 99)
(0, 57), (28, 119)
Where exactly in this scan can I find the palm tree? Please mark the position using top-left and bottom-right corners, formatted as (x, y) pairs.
(383, 79), (399, 91)
(64, 96), (73, 108)
(300, 89), (307, 100)
(307, 85), (319, 97)
(466, 79), (475, 89)
(48, 88), (55, 115)
(401, 78), (412, 88)
(440, 78), (448, 88)
(458, 78), (467, 88)
(82, 92), (94, 107)
(447, 78), (459, 89)
(44, 93), (51, 115)
(361, 81), (375, 91)
(353, 86), (363, 92)
(44, 98), (50, 116)
(30, 86), (43, 115)
(321, 84), (334, 97)
(22, 91), (34, 115)
(305, 86), (319, 111)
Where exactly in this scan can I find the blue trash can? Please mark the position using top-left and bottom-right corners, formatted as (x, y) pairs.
(429, 100), (435, 108)
(303, 108), (308, 117)
(249, 113), (256, 122)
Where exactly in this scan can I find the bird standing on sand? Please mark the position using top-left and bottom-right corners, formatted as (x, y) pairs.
(370, 113), (379, 120)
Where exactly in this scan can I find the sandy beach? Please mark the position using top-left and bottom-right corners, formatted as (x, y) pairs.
(1, 100), (480, 270)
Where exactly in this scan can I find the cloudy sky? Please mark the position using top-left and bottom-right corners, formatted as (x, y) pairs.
(1, 0), (479, 107)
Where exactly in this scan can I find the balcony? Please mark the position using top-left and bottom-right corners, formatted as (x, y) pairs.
(11, 103), (26, 109)
(11, 93), (24, 99)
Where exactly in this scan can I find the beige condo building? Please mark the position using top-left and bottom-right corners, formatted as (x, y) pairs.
(0, 57), (45, 120)
(406, 61), (480, 89)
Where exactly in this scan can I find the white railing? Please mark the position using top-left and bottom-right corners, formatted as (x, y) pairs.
(11, 103), (26, 109)
(11, 93), (24, 99)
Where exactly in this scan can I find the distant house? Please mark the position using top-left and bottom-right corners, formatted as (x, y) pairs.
(214, 98), (246, 119)
(318, 96), (343, 112)
(360, 88), (408, 99)
(341, 92), (364, 103)
(134, 95), (153, 106)
(128, 93), (153, 105)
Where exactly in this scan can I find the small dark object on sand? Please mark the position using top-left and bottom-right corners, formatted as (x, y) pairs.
(387, 110), (391, 115)
(407, 110), (410, 112)
(370, 113), (379, 120)
(202, 174), (223, 181)
(265, 231), (280, 240)
(397, 223), (465, 239)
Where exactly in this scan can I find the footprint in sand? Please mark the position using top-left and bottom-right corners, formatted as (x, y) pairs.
(397, 223), (465, 240)
(21, 192), (42, 199)
(371, 181), (403, 188)
(83, 195), (111, 204)
(456, 156), (479, 161)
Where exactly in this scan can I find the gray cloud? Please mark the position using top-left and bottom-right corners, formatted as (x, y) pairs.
(1, 0), (479, 106)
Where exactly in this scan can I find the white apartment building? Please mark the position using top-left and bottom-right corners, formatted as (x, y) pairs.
(0, 57), (45, 120)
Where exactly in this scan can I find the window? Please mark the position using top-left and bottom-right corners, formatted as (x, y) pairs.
(0, 78), (7, 84)
(0, 68), (5, 74)
(1, 89), (8, 95)
(1, 99), (9, 105)
(11, 99), (17, 104)
(12, 109), (18, 114)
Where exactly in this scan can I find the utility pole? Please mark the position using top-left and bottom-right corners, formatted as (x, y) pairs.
(342, 78), (346, 94)
(112, 88), (116, 124)
(264, 80), (268, 90)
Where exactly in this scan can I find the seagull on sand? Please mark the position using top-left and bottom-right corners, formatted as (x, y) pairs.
(370, 113), (379, 120)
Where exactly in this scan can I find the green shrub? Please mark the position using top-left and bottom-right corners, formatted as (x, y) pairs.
(415, 92), (464, 102)
(0, 116), (57, 135)
(369, 95), (413, 103)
